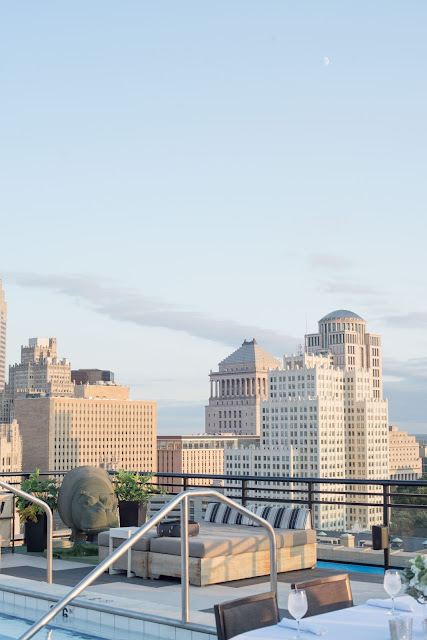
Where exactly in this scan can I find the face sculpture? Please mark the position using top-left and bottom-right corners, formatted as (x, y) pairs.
(71, 479), (118, 535)
(58, 466), (119, 542)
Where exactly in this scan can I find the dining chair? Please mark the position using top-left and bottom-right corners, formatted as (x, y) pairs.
(291, 573), (354, 617)
(214, 591), (280, 640)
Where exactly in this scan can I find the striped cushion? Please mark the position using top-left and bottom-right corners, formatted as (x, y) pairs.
(254, 506), (311, 530)
(204, 502), (310, 529)
(279, 507), (311, 530)
(203, 502), (256, 525)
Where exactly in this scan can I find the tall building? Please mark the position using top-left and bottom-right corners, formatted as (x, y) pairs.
(205, 339), (281, 435)
(0, 421), (22, 477)
(227, 311), (389, 531)
(0, 280), (6, 392)
(389, 426), (422, 480)
(305, 310), (382, 398)
(0, 338), (74, 423)
(157, 434), (259, 490)
(72, 369), (115, 385)
(15, 383), (156, 472)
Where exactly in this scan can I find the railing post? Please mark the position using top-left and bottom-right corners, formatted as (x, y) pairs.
(307, 481), (313, 515)
(383, 484), (390, 571)
(181, 495), (189, 624)
(242, 479), (248, 507)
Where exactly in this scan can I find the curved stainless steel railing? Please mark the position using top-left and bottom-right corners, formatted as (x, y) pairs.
(0, 479), (53, 584)
(18, 489), (277, 640)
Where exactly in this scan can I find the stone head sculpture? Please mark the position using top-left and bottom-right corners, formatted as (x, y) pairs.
(58, 466), (119, 542)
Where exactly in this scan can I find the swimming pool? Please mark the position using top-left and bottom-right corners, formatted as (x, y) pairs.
(317, 560), (385, 575)
(0, 603), (159, 640)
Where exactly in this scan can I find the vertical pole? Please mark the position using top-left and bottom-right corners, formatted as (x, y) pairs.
(12, 496), (15, 554)
(383, 485), (390, 571)
(242, 479), (248, 507)
(307, 481), (313, 522)
(181, 496), (189, 623)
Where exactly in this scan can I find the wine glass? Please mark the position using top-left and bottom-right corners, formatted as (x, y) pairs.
(384, 569), (401, 615)
(288, 588), (308, 639)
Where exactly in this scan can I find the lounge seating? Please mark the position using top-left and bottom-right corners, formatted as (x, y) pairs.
(148, 521), (316, 586)
(98, 501), (317, 586)
(214, 592), (279, 640)
(291, 573), (353, 617)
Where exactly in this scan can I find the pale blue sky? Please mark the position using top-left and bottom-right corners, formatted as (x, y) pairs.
(1, 2), (426, 434)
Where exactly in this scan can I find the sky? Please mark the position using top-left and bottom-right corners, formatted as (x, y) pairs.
(1, 1), (426, 435)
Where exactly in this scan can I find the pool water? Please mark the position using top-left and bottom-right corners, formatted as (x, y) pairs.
(317, 560), (385, 575)
(0, 610), (103, 640)
(0, 609), (158, 640)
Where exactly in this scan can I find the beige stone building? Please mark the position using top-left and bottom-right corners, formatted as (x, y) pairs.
(389, 425), (422, 480)
(0, 337), (74, 423)
(205, 339), (281, 435)
(227, 311), (389, 531)
(15, 384), (156, 473)
(0, 421), (22, 477)
(0, 281), (6, 392)
(157, 434), (259, 491)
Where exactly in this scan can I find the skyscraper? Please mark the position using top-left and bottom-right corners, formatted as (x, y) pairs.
(205, 339), (281, 435)
(0, 280), (7, 392)
(15, 384), (156, 473)
(227, 311), (389, 531)
(0, 337), (74, 423)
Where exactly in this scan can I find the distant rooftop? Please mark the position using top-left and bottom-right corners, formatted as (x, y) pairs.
(219, 339), (280, 367)
(320, 310), (365, 322)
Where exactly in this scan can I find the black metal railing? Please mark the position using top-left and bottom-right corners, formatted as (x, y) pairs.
(3, 470), (427, 570)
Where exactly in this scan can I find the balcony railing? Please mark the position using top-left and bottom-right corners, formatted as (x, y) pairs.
(2, 470), (427, 570)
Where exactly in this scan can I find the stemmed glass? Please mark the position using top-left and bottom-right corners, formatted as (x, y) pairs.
(288, 588), (308, 639)
(384, 569), (401, 615)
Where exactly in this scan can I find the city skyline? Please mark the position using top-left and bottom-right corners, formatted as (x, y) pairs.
(1, 2), (426, 434)
(1, 278), (426, 437)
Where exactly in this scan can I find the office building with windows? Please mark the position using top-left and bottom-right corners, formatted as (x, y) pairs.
(226, 311), (389, 530)
(205, 339), (280, 435)
(0, 281), (6, 392)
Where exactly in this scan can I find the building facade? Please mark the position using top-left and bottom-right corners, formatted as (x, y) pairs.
(389, 426), (422, 480)
(226, 311), (389, 531)
(14, 384), (157, 473)
(0, 281), (6, 392)
(205, 339), (281, 435)
(0, 421), (22, 477)
(72, 369), (115, 385)
(157, 434), (259, 490)
(0, 338), (74, 423)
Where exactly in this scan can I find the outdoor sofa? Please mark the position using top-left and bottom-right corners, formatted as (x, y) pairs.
(98, 503), (316, 586)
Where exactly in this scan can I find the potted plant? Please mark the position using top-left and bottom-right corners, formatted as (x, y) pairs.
(16, 469), (59, 552)
(114, 470), (166, 527)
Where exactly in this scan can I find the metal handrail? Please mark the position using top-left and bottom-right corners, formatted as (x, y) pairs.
(18, 489), (277, 640)
(0, 479), (53, 584)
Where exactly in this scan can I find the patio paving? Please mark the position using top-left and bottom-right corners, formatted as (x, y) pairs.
(0, 548), (388, 622)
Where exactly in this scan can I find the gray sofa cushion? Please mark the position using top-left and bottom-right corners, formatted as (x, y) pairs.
(98, 528), (157, 552)
(149, 521), (316, 558)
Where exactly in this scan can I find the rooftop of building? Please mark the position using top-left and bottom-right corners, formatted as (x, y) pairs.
(320, 310), (365, 322)
(219, 339), (280, 367)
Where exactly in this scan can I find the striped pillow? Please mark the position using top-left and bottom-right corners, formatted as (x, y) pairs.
(254, 506), (311, 530)
(279, 507), (311, 530)
(254, 506), (284, 528)
(203, 502), (258, 525)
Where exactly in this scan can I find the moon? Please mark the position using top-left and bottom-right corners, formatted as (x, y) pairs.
(322, 56), (330, 66)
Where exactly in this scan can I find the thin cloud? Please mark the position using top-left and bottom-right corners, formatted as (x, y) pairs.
(320, 280), (380, 296)
(383, 357), (427, 388)
(3, 271), (296, 354)
(310, 254), (352, 269)
(383, 312), (427, 329)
